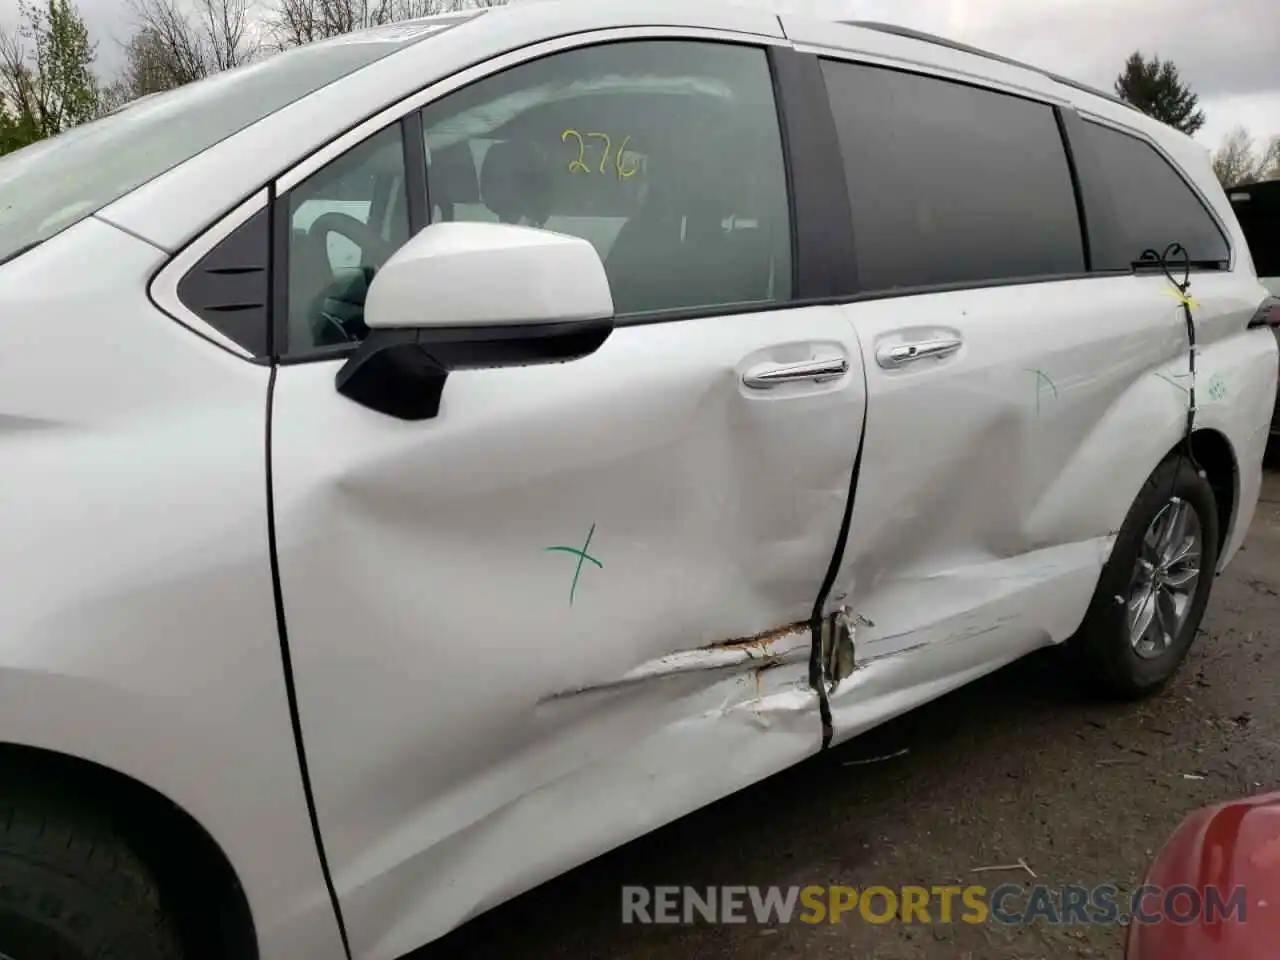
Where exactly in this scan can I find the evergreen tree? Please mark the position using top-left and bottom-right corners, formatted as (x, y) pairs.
(1114, 52), (1206, 136)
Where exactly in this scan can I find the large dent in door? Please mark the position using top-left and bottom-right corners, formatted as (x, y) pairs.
(270, 310), (865, 959)
(344, 628), (820, 958)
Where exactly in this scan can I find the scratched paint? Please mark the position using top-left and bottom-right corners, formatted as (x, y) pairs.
(1156, 370), (1192, 395)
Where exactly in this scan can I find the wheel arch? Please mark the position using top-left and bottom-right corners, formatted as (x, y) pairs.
(1187, 427), (1238, 560)
(0, 742), (258, 960)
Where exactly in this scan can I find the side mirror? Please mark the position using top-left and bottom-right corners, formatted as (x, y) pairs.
(336, 221), (615, 420)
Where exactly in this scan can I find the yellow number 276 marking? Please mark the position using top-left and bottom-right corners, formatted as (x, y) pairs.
(561, 128), (639, 178)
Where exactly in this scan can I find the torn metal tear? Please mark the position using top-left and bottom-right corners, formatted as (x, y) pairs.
(820, 605), (858, 689)
(542, 620), (812, 701)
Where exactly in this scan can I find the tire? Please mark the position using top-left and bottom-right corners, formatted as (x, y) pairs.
(0, 788), (182, 960)
(1069, 454), (1219, 699)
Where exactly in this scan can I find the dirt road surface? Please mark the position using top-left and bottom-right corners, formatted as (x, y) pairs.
(414, 469), (1280, 960)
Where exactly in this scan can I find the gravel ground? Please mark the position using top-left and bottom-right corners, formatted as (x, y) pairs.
(414, 469), (1280, 960)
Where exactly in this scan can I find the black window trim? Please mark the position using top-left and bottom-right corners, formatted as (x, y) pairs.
(1065, 110), (1233, 274)
(148, 186), (275, 365)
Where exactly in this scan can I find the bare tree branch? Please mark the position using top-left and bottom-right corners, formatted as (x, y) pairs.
(115, 0), (260, 101)
(267, 0), (500, 50)
(1212, 126), (1280, 188)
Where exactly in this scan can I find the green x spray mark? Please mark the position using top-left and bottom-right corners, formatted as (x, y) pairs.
(544, 522), (603, 606)
(1024, 368), (1058, 417)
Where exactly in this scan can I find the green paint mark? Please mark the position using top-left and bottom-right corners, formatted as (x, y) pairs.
(1208, 375), (1227, 402)
(1024, 368), (1058, 417)
(544, 522), (603, 606)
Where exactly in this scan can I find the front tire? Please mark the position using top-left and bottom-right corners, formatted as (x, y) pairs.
(0, 788), (182, 960)
(1070, 455), (1219, 699)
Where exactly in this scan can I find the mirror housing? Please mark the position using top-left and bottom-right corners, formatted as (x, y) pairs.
(336, 222), (615, 421)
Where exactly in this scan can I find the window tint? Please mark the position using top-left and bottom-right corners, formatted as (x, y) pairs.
(820, 60), (1085, 292)
(1076, 120), (1229, 269)
(286, 124), (410, 351)
(420, 40), (792, 316)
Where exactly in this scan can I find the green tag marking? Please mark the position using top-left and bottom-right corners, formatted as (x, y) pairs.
(1025, 368), (1058, 417)
(544, 522), (603, 606)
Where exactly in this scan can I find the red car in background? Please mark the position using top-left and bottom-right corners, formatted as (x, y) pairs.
(1127, 790), (1280, 958)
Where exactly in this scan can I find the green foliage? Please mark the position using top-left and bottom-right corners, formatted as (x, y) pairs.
(0, 99), (39, 154)
(1114, 51), (1206, 136)
(0, 0), (99, 155)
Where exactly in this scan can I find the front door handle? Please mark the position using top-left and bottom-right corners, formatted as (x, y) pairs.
(876, 337), (963, 369)
(743, 356), (849, 390)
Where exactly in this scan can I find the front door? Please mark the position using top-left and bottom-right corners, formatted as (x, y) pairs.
(269, 36), (866, 960)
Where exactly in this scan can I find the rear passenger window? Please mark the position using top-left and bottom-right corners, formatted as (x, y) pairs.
(1076, 120), (1230, 269)
(820, 60), (1084, 292)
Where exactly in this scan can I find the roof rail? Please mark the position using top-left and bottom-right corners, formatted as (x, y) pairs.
(837, 20), (1137, 112)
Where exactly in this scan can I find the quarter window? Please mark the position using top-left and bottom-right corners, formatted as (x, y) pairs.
(1076, 120), (1230, 269)
(420, 40), (793, 316)
(820, 59), (1085, 292)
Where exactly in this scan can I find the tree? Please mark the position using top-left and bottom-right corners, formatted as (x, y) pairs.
(1114, 51), (1206, 136)
(0, 98), (40, 153)
(0, 0), (99, 152)
(105, 0), (259, 106)
(1212, 127), (1280, 188)
(1214, 126), (1262, 188)
(269, 0), (502, 49)
(1260, 136), (1280, 182)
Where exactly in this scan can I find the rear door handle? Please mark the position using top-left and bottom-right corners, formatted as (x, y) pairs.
(876, 337), (963, 369)
(743, 356), (849, 390)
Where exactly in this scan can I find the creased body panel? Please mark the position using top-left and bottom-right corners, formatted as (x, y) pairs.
(0, 219), (345, 960)
(825, 273), (1266, 740)
(270, 306), (865, 959)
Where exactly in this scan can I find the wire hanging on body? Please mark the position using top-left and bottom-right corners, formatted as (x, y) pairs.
(1138, 241), (1202, 478)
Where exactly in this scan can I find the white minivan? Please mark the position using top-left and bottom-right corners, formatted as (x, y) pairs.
(0, 4), (1275, 959)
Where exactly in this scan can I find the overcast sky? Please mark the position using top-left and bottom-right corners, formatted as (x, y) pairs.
(4, 0), (1277, 151)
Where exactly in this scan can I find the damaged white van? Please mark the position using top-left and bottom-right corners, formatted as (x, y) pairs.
(0, 3), (1275, 959)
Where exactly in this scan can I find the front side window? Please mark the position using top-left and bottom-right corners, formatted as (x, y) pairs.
(286, 125), (411, 351)
(420, 39), (793, 317)
(820, 59), (1086, 292)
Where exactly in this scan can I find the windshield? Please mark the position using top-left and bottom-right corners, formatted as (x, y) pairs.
(0, 15), (477, 265)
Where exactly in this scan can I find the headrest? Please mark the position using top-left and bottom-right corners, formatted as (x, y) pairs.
(427, 144), (479, 205)
(480, 140), (551, 225)
(644, 130), (755, 221)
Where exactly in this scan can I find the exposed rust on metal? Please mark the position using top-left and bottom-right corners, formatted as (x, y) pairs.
(707, 619), (810, 652)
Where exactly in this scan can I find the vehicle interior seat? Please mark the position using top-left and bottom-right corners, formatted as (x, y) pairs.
(479, 139), (552, 227)
(604, 128), (779, 316)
